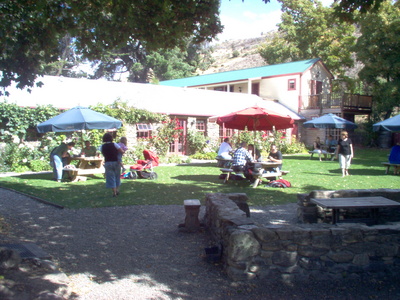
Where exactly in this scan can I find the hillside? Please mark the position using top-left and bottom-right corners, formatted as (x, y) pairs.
(198, 36), (269, 75)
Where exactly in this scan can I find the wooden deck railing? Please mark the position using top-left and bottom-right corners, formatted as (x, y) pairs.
(306, 93), (372, 112)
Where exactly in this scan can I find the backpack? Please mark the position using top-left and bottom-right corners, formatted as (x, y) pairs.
(266, 179), (291, 188)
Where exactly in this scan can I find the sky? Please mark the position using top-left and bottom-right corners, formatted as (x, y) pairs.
(216, 0), (333, 42)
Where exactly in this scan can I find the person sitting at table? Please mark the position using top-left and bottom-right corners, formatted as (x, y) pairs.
(313, 137), (324, 161)
(248, 144), (262, 162)
(325, 135), (338, 153)
(268, 144), (283, 171)
(217, 138), (233, 160)
(50, 141), (75, 182)
(80, 140), (97, 157)
(231, 142), (254, 178)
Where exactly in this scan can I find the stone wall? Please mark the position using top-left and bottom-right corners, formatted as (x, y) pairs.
(204, 192), (400, 282)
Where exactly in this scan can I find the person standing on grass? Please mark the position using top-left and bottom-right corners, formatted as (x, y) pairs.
(50, 142), (75, 182)
(101, 133), (124, 197)
(117, 137), (128, 172)
(336, 131), (354, 177)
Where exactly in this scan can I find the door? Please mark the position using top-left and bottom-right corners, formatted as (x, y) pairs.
(169, 118), (187, 155)
(251, 83), (260, 96)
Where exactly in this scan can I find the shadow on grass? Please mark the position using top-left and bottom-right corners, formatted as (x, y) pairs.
(176, 162), (216, 168)
(1, 172), (288, 208)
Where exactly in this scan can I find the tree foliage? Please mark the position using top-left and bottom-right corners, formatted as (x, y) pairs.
(91, 39), (213, 83)
(0, 103), (59, 142)
(355, 0), (400, 119)
(0, 0), (222, 94)
(258, 0), (356, 81)
(332, 0), (385, 20)
(261, 0), (386, 20)
(90, 101), (166, 125)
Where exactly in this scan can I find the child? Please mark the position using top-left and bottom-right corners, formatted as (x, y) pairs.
(117, 137), (128, 172)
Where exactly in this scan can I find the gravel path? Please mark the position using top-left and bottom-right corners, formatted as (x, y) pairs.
(1, 188), (400, 299)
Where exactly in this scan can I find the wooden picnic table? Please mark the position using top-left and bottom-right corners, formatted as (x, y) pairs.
(310, 196), (400, 224)
(63, 156), (105, 181)
(381, 162), (400, 175)
(249, 161), (283, 188)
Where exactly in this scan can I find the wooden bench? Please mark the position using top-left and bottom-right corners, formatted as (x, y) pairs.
(63, 167), (105, 181)
(310, 196), (400, 225)
(219, 168), (244, 183)
(220, 168), (289, 187)
(251, 170), (289, 188)
(308, 150), (335, 161)
(382, 162), (400, 175)
(216, 158), (232, 168)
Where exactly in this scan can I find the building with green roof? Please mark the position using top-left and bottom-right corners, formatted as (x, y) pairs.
(160, 58), (372, 146)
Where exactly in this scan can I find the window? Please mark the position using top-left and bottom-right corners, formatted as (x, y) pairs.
(136, 123), (153, 138)
(219, 127), (233, 142)
(288, 79), (296, 91)
(196, 119), (206, 136)
(214, 86), (227, 92)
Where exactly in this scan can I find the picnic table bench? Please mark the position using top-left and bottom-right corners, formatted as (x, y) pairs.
(63, 156), (105, 181)
(308, 150), (335, 161)
(251, 170), (289, 188)
(220, 160), (289, 188)
(216, 158), (232, 168)
(381, 162), (400, 175)
(311, 196), (400, 225)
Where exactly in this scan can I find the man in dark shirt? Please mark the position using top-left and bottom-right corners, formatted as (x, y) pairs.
(268, 144), (283, 171)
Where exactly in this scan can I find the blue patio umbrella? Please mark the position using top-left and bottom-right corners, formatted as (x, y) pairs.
(37, 106), (122, 133)
(303, 113), (358, 130)
(373, 114), (400, 132)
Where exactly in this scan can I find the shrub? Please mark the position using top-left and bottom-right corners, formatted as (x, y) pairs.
(191, 152), (216, 160)
(29, 160), (52, 172)
(186, 130), (207, 155)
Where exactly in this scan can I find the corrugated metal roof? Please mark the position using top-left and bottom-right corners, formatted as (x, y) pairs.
(159, 58), (320, 87)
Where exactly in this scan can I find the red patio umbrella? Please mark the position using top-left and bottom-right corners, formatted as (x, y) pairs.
(216, 106), (294, 131)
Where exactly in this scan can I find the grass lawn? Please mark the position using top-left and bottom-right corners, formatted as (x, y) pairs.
(0, 148), (397, 209)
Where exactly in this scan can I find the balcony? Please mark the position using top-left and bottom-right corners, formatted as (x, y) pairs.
(307, 93), (372, 114)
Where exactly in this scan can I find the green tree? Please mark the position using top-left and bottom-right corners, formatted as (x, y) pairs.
(261, 0), (386, 20)
(43, 34), (87, 78)
(332, 0), (386, 20)
(0, 0), (222, 94)
(258, 0), (356, 81)
(91, 38), (213, 82)
(0, 103), (59, 143)
(355, 1), (400, 119)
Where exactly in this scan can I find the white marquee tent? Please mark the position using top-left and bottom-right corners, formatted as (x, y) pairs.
(2, 75), (303, 121)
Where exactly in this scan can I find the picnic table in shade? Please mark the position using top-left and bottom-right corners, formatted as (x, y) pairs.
(310, 196), (400, 225)
(63, 156), (105, 181)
